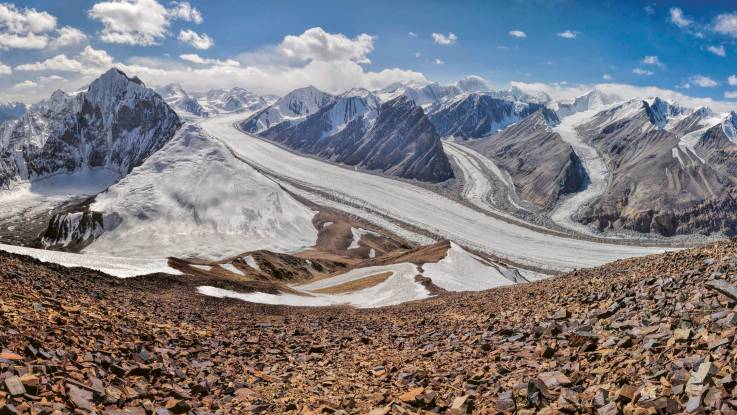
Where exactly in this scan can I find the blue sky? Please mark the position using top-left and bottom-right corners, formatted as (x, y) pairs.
(3, 0), (737, 107)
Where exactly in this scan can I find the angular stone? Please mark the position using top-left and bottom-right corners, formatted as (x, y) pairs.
(399, 387), (424, 403)
(67, 384), (94, 411)
(706, 280), (737, 301)
(3, 376), (25, 396)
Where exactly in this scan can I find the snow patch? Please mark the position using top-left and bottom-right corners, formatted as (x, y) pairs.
(244, 255), (260, 271)
(220, 263), (245, 275)
(422, 242), (515, 291)
(348, 227), (379, 249)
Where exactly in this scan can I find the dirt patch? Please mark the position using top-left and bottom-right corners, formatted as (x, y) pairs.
(310, 271), (393, 294)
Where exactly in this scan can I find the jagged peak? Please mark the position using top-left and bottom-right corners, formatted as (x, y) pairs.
(454, 75), (490, 93)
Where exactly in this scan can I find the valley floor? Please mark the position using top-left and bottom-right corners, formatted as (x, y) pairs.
(200, 114), (667, 273)
(1, 239), (736, 413)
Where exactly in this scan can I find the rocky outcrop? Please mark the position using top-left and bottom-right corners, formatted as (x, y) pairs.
(469, 109), (586, 210)
(0, 68), (181, 190)
(428, 93), (545, 139)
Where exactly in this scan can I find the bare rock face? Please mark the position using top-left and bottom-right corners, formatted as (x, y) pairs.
(249, 91), (454, 183)
(469, 109), (586, 210)
(0, 68), (181, 190)
(576, 100), (737, 236)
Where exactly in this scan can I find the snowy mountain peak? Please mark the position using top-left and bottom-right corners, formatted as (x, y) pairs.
(455, 75), (490, 93)
(722, 111), (737, 144)
(555, 89), (620, 117)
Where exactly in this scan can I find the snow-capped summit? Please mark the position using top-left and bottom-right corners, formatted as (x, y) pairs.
(722, 111), (737, 144)
(555, 89), (621, 118)
(196, 87), (275, 114)
(242, 85), (334, 133)
(156, 83), (208, 118)
(0, 68), (181, 189)
(376, 81), (457, 110)
(455, 75), (491, 93)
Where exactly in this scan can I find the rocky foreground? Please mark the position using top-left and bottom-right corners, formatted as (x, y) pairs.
(2, 242), (737, 414)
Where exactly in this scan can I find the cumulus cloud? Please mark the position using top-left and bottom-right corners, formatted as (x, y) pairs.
(434, 58), (444, 65)
(729, 75), (737, 85)
(557, 30), (577, 39)
(707, 45), (726, 57)
(669, 7), (693, 28)
(508, 30), (526, 38)
(725, 91), (737, 99)
(16, 54), (82, 72)
(0, 61), (10, 75)
(179, 53), (239, 67)
(88, 0), (204, 46)
(602, 73), (612, 81)
(632, 68), (654, 76)
(0, 3), (58, 49)
(50, 26), (88, 48)
(14, 80), (37, 89)
(279, 27), (374, 63)
(39, 74), (65, 82)
(168, 1), (202, 24)
(16, 46), (114, 74)
(432, 32), (457, 45)
(641, 55), (664, 67)
(714, 12), (737, 37)
(178, 29), (213, 50)
(690, 75), (718, 87)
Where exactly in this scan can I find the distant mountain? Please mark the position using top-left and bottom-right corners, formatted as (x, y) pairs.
(250, 93), (454, 182)
(156, 83), (208, 118)
(575, 99), (737, 236)
(196, 87), (276, 115)
(554, 89), (620, 117)
(468, 109), (586, 210)
(428, 93), (546, 139)
(0, 68), (181, 190)
(242, 85), (334, 133)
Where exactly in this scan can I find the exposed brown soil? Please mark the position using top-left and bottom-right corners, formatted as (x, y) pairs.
(310, 272), (393, 294)
(3, 241), (737, 413)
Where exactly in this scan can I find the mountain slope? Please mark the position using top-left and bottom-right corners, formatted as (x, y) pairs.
(576, 100), (737, 236)
(0, 68), (181, 190)
(429, 93), (546, 139)
(468, 109), (586, 210)
(256, 94), (454, 182)
(156, 83), (208, 118)
(41, 125), (318, 259)
(242, 85), (335, 133)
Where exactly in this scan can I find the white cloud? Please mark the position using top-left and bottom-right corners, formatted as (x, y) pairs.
(80, 46), (114, 68)
(14, 80), (37, 89)
(602, 73), (612, 81)
(725, 91), (737, 99)
(167, 1), (202, 24)
(690, 75), (718, 87)
(89, 0), (204, 46)
(0, 61), (10, 75)
(434, 58), (444, 65)
(714, 13), (737, 37)
(16, 54), (82, 72)
(508, 30), (526, 38)
(39, 74), (65, 82)
(644, 3), (655, 15)
(279, 27), (374, 63)
(707, 45), (726, 57)
(50, 26), (87, 48)
(177, 29), (213, 50)
(669, 7), (693, 28)
(432, 32), (457, 45)
(0, 3), (58, 49)
(511, 80), (737, 112)
(632, 68), (654, 76)
(557, 30), (577, 39)
(729, 75), (737, 85)
(414, 51), (421, 58)
(641, 55), (664, 67)
(408, 31), (417, 37)
(179, 53), (239, 67)
(16, 46), (113, 74)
